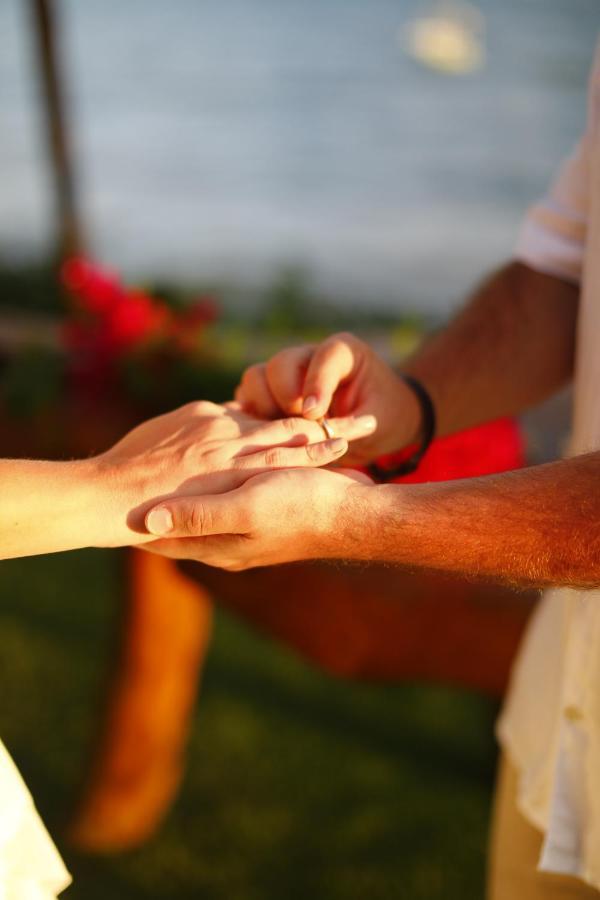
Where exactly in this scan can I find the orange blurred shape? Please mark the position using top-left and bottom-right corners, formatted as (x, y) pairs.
(68, 550), (212, 852)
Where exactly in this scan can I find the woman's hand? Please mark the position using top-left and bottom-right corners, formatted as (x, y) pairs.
(235, 332), (422, 464)
(95, 400), (377, 547)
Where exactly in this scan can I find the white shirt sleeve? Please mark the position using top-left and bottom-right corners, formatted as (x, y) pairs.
(515, 43), (599, 285)
(515, 138), (589, 285)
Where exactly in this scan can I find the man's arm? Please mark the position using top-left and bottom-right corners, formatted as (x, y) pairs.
(142, 266), (590, 587)
(234, 261), (579, 464)
(354, 454), (600, 588)
(144, 451), (600, 589)
(143, 264), (586, 586)
(406, 261), (578, 436)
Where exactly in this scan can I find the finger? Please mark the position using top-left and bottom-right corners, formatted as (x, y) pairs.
(321, 414), (377, 443)
(265, 345), (314, 416)
(235, 437), (348, 472)
(237, 364), (280, 418)
(144, 534), (249, 570)
(145, 492), (248, 538)
(234, 384), (248, 405)
(232, 413), (376, 454)
(140, 539), (198, 560)
(301, 334), (359, 420)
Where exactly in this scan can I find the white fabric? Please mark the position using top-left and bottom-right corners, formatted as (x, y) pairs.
(497, 38), (600, 891)
(0, 740), (71, 898)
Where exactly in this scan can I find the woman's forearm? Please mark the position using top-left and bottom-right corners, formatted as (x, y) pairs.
(0, 457), (125, 559)
(349, 452), (600, 589)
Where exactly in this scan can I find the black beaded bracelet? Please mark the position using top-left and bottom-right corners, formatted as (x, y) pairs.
(367, 374), (436, 482)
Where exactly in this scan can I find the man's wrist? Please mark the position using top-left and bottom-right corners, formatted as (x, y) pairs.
(384, 373), (423, 453)
(323, 481), (408, 562)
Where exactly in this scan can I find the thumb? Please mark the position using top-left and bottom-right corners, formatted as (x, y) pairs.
(301, 334), (358, 420)
(145, 494), (246, 538)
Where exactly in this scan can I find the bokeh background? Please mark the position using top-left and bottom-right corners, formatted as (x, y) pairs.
(0, 1), (597, 898)
(2, 0), (597, 311)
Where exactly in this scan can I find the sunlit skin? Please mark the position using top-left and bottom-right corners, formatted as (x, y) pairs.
(144, 262), (600, 590)
(0, 402), (376, 560)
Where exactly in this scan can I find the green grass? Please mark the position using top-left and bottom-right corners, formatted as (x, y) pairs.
(0, 550), (498, 899)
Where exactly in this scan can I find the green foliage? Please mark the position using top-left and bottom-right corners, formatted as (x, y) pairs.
(261, 268), (325, 333)
(0, 260), (65, 314)
(120, 349), (241, 416)
(0, 550), (496, 900)
(1, 347), (65, 419)
(257, 268), (428, 336)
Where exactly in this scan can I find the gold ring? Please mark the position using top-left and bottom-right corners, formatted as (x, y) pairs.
(319, 417), (335, 440)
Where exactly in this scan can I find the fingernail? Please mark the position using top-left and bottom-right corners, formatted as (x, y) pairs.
(328, 438), (347, 453)
(303, 395), (319, 414)
(355, 415), (377, 431)
(146, 507), (173, 536)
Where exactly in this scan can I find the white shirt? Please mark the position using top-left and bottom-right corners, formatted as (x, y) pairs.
(0, 739), (71, 897)
(497, 40), (600, 889)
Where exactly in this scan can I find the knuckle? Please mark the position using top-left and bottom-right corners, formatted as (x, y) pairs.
(334, 330), (355, 346)
(243, 506), (257, 531)
(305, 442), (323, 462)
(263, 447), (283, 468)
(182, 502), (210, 536)
(187, 399), (218, 417)
(265, 349), (287, 373)
(241, 364), (263, 385)
(280, 416), (302, 436)
(322, 332), (360, 362)
(266, 346), (300, 376)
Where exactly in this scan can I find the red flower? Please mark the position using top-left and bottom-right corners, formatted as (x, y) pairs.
(103, 291), (171, 350)
(60, 257), (217, 400)
(61, 257), (125, 314)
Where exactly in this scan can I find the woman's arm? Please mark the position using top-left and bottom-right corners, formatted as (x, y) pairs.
(0, 457), (115, 559)
(0, 401), (374, 560)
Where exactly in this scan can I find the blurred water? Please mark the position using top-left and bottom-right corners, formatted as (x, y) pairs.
(0, 0), (598, 313)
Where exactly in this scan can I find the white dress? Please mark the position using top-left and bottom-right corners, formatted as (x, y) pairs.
(0, 740), (71, 899)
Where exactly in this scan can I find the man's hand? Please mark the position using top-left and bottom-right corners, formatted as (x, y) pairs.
(235, 332), (422, 464)
(143, 467), (373, 570)
(147, 450), (600, 588)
